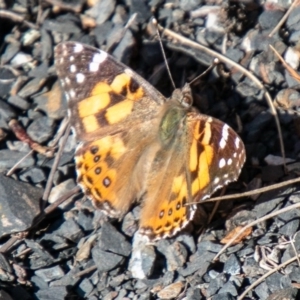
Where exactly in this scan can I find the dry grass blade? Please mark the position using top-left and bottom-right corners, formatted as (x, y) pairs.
(42, 122), (71, 203)
(270, 44), (300, 81)
(157, 24), (286, 169)
(207, 187), (225, 224)
(220, 226), (253, 245)
(268, 0), (300, 37)
(214, 201), (300, 262)
(0, 9), (38, 29)
(6, 150), (34, 177)
(8, 119), (54, 157)
(238, 253), (300, 300)
(203, 176), (300, 202)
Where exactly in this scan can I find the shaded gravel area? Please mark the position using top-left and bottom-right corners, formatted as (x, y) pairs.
(1, 0), (300, 299)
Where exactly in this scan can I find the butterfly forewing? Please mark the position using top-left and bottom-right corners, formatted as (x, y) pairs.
(54, 42), (165, 140)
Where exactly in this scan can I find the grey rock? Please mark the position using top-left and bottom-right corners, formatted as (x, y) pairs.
(258, 10), (285, 30)
(206, 274), (227, 297)
(35, 266), (65, 282)
(50, 267), (81, 287)
(157, 240), (188, 271)
(129, 233), (156, 279)
(7, 95), (30, 110)
(19, 167), (46, 183)
(223, 254), (241, 275)
(266, 272), (284, 293)
(121, 211), (138, 237)
(267, 288), (298, 300)
(179, 0), (202, 11)
(92, 247), (124, 272)
(0, 100), (16, 123)
(94, 21), (113, 46)
(35, 286), (68, 300)
(77, 278), (94, 297)
(129, 0), (152, 24)
(25, 240), (55, 270)
(76, 210), (94, 232)
(254, 281), (270, 299)
(218, 280), (238, 297)
(0, 174), (41, 236)
(211, 293), (235, 300)
(31, 275), (49, 290)
(18, 77), (46, 98)
(98, 222), (131, 257)
(112, 29), (134, 64)
(86, 0), (116, 25)
(54, 218), (84, 243)
(176, 234), (196, 253)
(27, 116), (55, 143)
(286, 6), (300, 31)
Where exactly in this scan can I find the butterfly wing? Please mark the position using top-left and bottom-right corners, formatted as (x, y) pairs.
(55, 42), (165, 217)
(55, 42), (166, 140)
(139, 111), (245, 240)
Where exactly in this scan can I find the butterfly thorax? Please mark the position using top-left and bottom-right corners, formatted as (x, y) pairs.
(159, 84), (194, 148)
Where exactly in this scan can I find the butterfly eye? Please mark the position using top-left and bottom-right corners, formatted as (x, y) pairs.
(181, 92), (193, 108)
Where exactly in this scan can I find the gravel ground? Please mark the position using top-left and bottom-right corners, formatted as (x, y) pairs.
(1, 0), (300, 299)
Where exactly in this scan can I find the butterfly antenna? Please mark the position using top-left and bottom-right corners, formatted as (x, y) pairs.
(189, 58), (219, 86)
(152, 18), (176, 90)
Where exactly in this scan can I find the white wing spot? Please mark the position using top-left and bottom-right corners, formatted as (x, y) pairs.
(214, 177), (220, 184)
(89, 62), (99, 72)
(76, 73), (85, 83)
(69, 89), (75, 99)
(227, 158), (233, 165)
(70, 65), (76, 73)
(89, 51), (108, 72)
(235, 137), (240, 149)
(70, 56), (74, 62)
(74, 43), (83, 53)
(222, 124), (229, 141)
(220, 138), (226, 149)
(94, 51), (107, 63)
(233, 152), (237, 158)
(65, 77), (70, 85)
(219, 158), (226, 168)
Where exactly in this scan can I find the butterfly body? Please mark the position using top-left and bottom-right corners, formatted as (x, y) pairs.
(55, 42), (245, 240)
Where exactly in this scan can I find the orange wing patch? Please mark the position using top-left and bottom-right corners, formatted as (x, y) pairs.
(75, 135), (127, 215)
(77, 73), (145, 132)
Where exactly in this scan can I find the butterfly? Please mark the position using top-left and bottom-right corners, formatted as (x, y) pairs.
(54, 42), (246, 241)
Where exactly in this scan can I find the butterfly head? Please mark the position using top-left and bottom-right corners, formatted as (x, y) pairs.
(171, 83), (193, 108)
